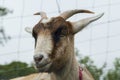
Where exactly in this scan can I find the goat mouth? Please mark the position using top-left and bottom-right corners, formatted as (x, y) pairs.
(34, 59), (52, 72)
(36, 62), (52, 72)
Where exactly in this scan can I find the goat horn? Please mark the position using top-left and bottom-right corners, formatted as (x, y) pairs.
(59, 9), (94, 20)
(34, 12), (48, 19)
(71, 13), (104, 34)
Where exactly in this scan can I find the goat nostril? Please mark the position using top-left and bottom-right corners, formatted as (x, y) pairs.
(34, 55), (43, 62)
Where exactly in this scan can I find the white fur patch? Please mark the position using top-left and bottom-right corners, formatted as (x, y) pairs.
(34, 34), (53, 59)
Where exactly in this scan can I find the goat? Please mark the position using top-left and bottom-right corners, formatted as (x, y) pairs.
(13, 9), (104, 80)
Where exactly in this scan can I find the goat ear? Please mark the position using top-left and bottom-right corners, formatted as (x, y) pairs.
(25, 27), (32, 34)
(71, 13), (104, 34)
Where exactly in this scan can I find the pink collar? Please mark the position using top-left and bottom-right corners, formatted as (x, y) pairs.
(79, 67), (83, 80)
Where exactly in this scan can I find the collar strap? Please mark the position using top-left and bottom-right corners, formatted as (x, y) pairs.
(79, 67), (83, 80)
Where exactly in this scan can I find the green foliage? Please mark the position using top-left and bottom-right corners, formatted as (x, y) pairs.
(0, 6), (12, 46)
(103, 58), (120, 80)
(0, 61), (37, 79)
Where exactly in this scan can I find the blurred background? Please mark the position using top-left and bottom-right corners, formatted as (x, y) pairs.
(0, 0), (120, 80)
